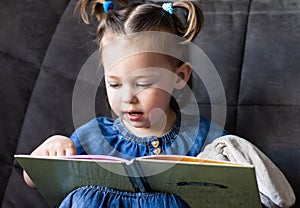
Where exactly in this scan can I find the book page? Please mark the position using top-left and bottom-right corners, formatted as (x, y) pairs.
(138, 155), (246, 166)
(15, 154), (128, 162)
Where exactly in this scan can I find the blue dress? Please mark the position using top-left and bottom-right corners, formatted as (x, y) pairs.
(59, 114), (227, 208)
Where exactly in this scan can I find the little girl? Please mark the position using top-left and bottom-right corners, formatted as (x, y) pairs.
(24, 0), (228, 207)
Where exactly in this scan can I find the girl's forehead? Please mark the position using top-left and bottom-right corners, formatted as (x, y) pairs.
(105, 68), (162, 78)
(101, 32), (186, 69)
(104, 54), (178, 80)
(104, 53), (174, 73)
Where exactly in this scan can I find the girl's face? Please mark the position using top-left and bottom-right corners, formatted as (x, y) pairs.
(104, 53), (189, 136)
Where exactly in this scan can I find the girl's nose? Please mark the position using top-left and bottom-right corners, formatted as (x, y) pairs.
(121, 87), (138, 104)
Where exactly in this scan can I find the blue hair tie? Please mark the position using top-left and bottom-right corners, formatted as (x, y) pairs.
(162, 3), (173, 14)
(103, 1), (114, 13)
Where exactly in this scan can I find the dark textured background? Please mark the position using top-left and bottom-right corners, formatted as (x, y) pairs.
(0, 0), (299, 207)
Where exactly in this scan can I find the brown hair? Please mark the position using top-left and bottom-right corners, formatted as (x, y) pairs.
(76, 0), (204, 47)
(76, 0), (205, 111)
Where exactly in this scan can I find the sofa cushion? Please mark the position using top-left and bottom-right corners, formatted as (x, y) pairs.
(1, 0), (299, 207)
(0, 0), (69, 204)
(237, 0), (300, 206)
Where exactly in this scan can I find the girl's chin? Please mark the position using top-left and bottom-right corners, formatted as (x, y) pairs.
(122, 118), (151, 130)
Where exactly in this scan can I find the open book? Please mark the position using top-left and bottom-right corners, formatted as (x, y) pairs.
(15, 154), (262, 208)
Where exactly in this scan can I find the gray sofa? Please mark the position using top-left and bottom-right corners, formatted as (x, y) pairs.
(0, 0), (299, 207)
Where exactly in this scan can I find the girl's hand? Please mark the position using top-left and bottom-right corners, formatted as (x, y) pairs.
(30, 135), (77, 156)
(23, 135), (77, 188)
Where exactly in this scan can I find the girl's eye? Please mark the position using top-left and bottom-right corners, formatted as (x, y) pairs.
(136, 83), (152, 88)
(108, 83), (121, 88)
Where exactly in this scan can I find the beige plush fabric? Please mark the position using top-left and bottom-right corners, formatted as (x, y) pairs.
(197, 135), (296, 208)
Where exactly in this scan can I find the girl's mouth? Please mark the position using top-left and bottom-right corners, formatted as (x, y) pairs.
(127, 112), (143, 121)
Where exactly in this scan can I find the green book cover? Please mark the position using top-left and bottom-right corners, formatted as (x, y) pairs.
(15, 154), (262, 208)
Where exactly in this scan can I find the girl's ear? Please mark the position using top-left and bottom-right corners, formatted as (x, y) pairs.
(174, 62), (192, 90)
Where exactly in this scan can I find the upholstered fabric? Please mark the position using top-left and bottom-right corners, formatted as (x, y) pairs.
(0, 0), (299, 207)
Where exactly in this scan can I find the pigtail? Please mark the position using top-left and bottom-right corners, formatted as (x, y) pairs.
(173, 0), (204, 42)
(75, 0), (108, 24)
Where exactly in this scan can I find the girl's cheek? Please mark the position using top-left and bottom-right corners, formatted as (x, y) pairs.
(110, 104), (121, 116)
(106, 89), (117, 101)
